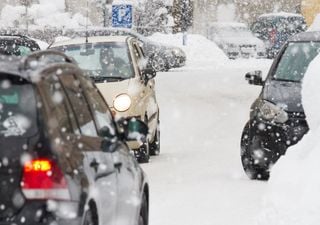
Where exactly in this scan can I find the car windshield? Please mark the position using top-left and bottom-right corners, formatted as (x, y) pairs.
(0, 40), (37, 56)
(0, 76), (38, 138)
(273, 42), (320, 82)
(56, 42), (134, 81)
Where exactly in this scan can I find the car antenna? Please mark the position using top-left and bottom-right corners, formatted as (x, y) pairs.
(85, 0), (89, 43)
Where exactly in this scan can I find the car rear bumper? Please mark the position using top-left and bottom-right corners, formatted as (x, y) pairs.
(0, 201), (81, 225)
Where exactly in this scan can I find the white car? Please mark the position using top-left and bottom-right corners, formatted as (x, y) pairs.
(51, 36), (160, 163)
(208, 22), (266, 59)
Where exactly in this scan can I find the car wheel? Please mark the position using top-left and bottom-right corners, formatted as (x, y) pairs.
(135, 116), (150, 163)
(150, 120), (160, 156)
(138, 193), (149, 225)
(83, 206), (98, 225)
(240, 122), (269, 180)
(151, 56), (166, 72)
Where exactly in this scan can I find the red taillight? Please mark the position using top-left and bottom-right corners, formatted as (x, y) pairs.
(269, 29), (277, 44)
(21, 159), (71, 200)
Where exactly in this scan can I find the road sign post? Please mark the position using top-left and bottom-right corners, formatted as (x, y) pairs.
(112, 4), (133, 28)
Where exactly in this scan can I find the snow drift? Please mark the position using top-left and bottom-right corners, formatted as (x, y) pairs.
(258, 53), (320, 225)
(149, 33), (229, 69)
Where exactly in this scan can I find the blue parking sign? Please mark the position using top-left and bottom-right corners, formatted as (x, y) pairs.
(112, 5), (133, 28)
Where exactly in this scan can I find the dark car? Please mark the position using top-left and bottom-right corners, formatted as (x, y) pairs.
(60, 28), (186, 72)
(241, 31), (320, 180)
(251, 12), (307, 58)
(0, 34), (40, 56)
(0, 50), (149, 225)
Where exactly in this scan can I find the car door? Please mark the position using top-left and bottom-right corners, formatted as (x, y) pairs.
(132, 41), (159, 137)
(37, 74), (89, 207)
(78, 75), (141, 225)
(59, 73), (118, 225)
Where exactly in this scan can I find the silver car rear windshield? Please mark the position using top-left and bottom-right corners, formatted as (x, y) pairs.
(57, 42), (134, 80)
(273, 42), (320, 82)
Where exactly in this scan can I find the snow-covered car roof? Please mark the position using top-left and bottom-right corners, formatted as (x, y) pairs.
(289, 31), (320, 42)
(51, 36), (130, 47)
(209, 22), (248, 29)
(258, 12), (304, 19)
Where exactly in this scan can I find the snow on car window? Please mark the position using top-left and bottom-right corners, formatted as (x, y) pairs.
(274, 42), (320, 82)
(0, 78), (37, 137)
(56, 42), (134, 81)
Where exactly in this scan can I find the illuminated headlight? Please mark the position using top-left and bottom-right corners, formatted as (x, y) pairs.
(258, 101), (288, 123)
(113, 94), (131, 112)
(173, 48), (180, 55)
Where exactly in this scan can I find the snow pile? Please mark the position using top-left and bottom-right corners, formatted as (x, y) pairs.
(0, 0), (90, 29)
(149, 33), (229, 69)
(258, 54), (320, 225)
(308, 14), (320, 31)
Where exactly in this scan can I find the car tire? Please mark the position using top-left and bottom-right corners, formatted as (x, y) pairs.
(135, 141), (150, 163)
(138, 193), (149, 225)
(240, 122), (269, 180)
(83, 205), (98, 225)
(150, 120), (160, 156)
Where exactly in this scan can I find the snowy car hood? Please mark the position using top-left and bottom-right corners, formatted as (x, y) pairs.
(96, 79), (131, 108)
(263, 80), (303, 112)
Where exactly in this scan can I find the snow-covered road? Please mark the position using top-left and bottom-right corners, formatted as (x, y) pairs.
(142, 59), (273, 225)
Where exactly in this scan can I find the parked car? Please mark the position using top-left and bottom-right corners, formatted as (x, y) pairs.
(207, 22), (266, 59)
(0, 50), (150, 225)
(251, 12), (307, 58)
(0, 34), (40, 55)
(240, 31), (320, 180)
(61, 28), (186, 71)
(51, 36), (160, 163)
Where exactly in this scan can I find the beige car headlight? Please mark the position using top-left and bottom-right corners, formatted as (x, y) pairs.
(113, 94), (132, 112)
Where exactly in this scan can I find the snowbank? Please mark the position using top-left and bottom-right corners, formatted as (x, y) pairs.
(149, 33), (229, 69)
(257, 54), (320, 225)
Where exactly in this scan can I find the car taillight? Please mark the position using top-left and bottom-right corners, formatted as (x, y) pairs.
(21, 159), (71, 200)
(269, 29), (277, 44)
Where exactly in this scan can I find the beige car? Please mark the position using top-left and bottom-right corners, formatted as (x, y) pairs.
(51, 36), (160, 163)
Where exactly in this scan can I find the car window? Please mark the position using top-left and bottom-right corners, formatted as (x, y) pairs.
(42, 76), (73, 134)
(273, 42), (320, 82)
(55, 42), (134, 82)
(132, 42), (146, 72)
(0, 39), (39, 56)
(0, 75), (38, 137)
(79, 76), (116, 138)
(59, 74), (98, 137)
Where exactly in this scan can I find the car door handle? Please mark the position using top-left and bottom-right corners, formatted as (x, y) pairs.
(90, 160), (99, 172)
(114, 162), (122, 172)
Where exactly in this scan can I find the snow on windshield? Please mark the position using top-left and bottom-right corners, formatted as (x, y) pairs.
(57, 42), (134, 79)
(0, 79), (37, 137)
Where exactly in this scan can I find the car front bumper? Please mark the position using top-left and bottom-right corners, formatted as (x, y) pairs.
(245, 116), (308, 167)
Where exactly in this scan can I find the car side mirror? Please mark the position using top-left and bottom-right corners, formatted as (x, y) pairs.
(141, 67), (156, 84)
(117, 118), (148, 142)
(245, 71), (264, 86)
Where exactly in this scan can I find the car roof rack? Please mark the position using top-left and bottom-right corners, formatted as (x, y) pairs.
(0, 32), (30, 39)
(20, 49), (76, 71)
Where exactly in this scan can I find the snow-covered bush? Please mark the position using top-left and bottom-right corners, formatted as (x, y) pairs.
(258, 53), (320, 225)
(0, 0), (90, 30)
